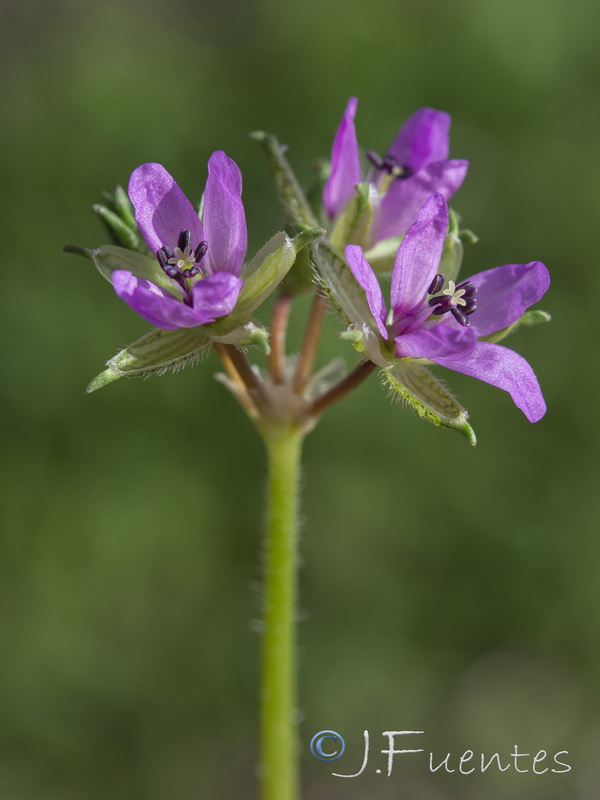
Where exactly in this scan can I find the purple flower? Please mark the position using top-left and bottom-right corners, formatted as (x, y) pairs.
(324, 97), (468, 246)
(345, 193), (549, 422)
(112, 151), (247, 330)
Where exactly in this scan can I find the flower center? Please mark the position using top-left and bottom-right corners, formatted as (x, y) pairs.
(366, 151), (413, 196)
(427, 274), (478, 327)
(366, 150), (413, 180)
(156, 229), (208, 303)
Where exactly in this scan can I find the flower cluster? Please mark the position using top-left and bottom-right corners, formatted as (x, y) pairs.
(67, 97), (550, 442)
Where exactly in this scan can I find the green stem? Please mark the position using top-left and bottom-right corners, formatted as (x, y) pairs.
(260, 424), (304, 800)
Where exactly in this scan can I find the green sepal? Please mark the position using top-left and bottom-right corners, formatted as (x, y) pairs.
(481, 309), (551, 344)
(310, 240), (377, 331)
(63, 244), (94, 262)
(210, 321), (271, 354)
(459, 229), (479, 246)
(93, 204), (143, 251)
(304, 159), (330, 221)
(90, 245), (180, 297)
(232, 228), (323, 317)
(383, 361), (477, 446)
(364, 235), (404, 273)
(279, 243), (315, 296)
(329, 182), (376, 250)
(250, 131), (318, 229)
(113, 185), (137, 229)
(86, 326), (212, 393)
(439, 210), (464, 285)
(339, 328), (364, 343)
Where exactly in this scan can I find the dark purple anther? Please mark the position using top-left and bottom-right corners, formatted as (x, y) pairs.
(178, 229), (192, 251)
(157, 248), (169, 267)
(463, 300), (477, 315)
(194, 241), (208, 262)
(457, 281), (476, 296)
(382, 154), (412, 179)
(451, 307), (470, 327)
(366, 150), (384, 169)
(428, 273), (445, 295)
(428, 295), (453, 308)
(431, 303), (452, 315)
(162, 244), (174, 261)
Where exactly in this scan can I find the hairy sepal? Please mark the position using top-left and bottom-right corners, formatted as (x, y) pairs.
(210, 321), (271, 353)
(310, 240), (378, 330)
(364, 235), (404, 273)
(438, 210), (464, 285)
(86, 326), (212, 392)
(250, 130), (319, 229)
(384, 361), (477, 445)
(90, 245), (180, 297)
(329, 182), (376, 250)
(233, 228), (323, 317)
(92, 204), (143, 251)
(481, 309), (551, 344)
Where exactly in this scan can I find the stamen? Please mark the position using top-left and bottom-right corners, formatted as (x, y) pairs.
(463, 300), (477, 315)
(456, 280), (476, 294)
(427, 273), (445, 295)
(157, 248), (169, 268)
(451, 307), (471, 327)
(178, 229), (192, 251)
(431, 303), (453, 316)
(366, 150), (384, 169)
(162, 244), (174, 262)
(366, 150), (412, 179)
(382, 155), (412, 179)
(428, 296), (453, 309)
(194, 241), (208, 262)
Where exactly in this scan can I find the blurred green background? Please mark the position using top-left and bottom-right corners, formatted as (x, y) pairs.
(1, 0), (599, 797)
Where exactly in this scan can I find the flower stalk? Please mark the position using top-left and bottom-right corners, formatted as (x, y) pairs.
(260, 423), (304, 800)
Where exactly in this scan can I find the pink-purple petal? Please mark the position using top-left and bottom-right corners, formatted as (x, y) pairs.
(377, 159), (468, 242)
(433, 341), (547, 422)
(394, 324), (476, 360)
(203, 151), (248, 277)
(345, 244), (388, 338)
(190, 272), (243, 324)
(112, 270), (204, 330)
(390, 192), (448, 315)
(461, 261), (550, 337)
(323, 97), (361, 220)
(128, 163), (205, 256)
(387, 108), (451, 173)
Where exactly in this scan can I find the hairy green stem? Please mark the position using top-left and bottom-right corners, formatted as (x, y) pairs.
(259, 425), (303, 800)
